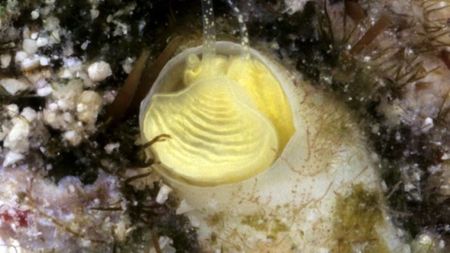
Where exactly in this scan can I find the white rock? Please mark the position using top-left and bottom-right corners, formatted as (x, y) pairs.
(1, 54), (11, 68)
(4, 118), (30, 153)
(36, 37), (49, 47)
(91, 9), (100, 20)
(285, 0), (308, 14)
(30, 32), (39, 40)
(23, 39), (38, 55)
(176, 200), (194, 215)
(39, 56), (50, 66)
(37, 85), (53, 97)
(76, 90), (103, 124)
(5, 104), (19, 117)
(104, 143), (120, 154)
(63, 130), (82, 146)
(15, 51), (28, 63)
(3, 151), (25, 167)
(43, 109), (59, 129)
(156, 185), (172, 204)
(50, 30), (61, 44)
(21, 56), (41, 71)
(59, 69), (73, 79)
(102, 90), (117, 104)
(21, 107), (37, 122)
(76, 70), (94, 88)
(422, 117), (434, 132)
(0, 78), (29, 95)
(53, 79), (83, 111)
(31, 10), (40, 20)
(87, 61), (112, 82)
(113, 220), (129, 242)
(81, 41), (90, 51)
(122, 57), (135, 74)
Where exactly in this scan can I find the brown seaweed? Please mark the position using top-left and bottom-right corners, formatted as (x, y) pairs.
(106, 36), (184, 125)
(105, 49), (150, 124)
(350, 14), (392, 54)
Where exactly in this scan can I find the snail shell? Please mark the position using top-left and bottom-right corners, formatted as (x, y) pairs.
(139, 41), (409, 252)
(140, 41), (299, 186)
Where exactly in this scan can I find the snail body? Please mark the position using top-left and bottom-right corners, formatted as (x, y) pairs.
(140, 41), (409, 252)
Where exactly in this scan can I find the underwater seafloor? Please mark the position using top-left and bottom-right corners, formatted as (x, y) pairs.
(0, 0), (449, 252)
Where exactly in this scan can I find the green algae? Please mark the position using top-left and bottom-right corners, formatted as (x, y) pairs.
(332, 184), (389, 253)
(241, 213), (289, 240)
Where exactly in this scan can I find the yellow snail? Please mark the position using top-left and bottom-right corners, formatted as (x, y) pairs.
(139, 42), (410, 252)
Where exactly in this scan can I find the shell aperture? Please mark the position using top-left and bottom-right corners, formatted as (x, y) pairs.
(142, 53), (295, 185)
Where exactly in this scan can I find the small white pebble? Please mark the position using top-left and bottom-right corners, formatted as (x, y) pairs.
(77, 90), (103, 124)
(31, 9), (40, 20)
(442, 153), (450, 160)
(4, 118), (30, 153)
(62, 112), (74, 123)
(5, 104), (19, 117)
(21, 56), (41, 71)
(422, 117), (434, 132)
(156, 185), (172, 204)
(39, 56), (50, 66)
(0, 78), (29, 95)
(104, 143), (120, 154)
(102, 90), (117, 104)
(30, 32), (39, 40)
(176, 200), (194, 215)
(91, 9), (100, 20)
(50, 30), (61, 44)
(113, 221), (129, 242)
(48, 102), (58, 111)
(88, 61), (112, 82)
(21, 107), (37, 122)
(15, 51), (28, 63)
(63, 130), (83, 146)
(3, 151), (25, 167)
(59, 69), (73, 79)
(0, 54), (11, 69)
(79, 239), (91, 248)
(36, 37), (49, 47)
(317, 248), (330, 253)
(81, 40), (90, 50)
(23, 39), (38, 55)
(122, 57), (135, 74)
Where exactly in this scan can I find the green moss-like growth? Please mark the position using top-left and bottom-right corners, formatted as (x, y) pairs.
(241, 213), (288, 240)
(332, 184), (389, 253)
